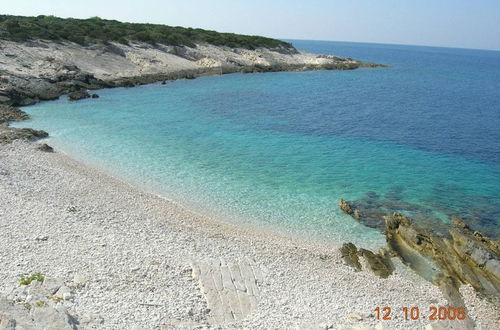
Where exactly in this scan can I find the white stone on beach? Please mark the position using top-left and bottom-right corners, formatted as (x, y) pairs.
(54, 286), (73, 301)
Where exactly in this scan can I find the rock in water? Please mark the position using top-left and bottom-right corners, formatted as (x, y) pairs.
(0, 105), (29, 124)
(339, 199), (354, 215)
(68, 90), (90, 101)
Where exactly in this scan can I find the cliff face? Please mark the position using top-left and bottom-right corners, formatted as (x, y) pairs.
(0, 39), (382, 106)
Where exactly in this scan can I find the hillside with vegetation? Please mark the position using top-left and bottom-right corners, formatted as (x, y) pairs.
(0, 14), (293, 50)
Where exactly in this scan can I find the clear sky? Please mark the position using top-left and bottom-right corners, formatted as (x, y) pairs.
(2, 0), (500, 51)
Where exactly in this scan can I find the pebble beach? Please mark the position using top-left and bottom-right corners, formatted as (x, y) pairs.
(1, 141), (498, 329)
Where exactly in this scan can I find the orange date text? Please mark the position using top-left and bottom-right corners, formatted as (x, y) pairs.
(374, 306), (466, 321)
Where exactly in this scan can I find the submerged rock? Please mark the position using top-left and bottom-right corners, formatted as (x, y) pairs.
(339, 194), (453, 234)
(339, 199), (354, 215)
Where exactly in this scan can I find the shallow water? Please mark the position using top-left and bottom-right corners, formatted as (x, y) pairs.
(17, 40), (500, 245)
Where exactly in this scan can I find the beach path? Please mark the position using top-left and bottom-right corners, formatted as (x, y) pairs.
(191, 258), (264, 324)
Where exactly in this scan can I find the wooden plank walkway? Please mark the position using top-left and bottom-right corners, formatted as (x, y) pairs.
(191, 258), (264, 324)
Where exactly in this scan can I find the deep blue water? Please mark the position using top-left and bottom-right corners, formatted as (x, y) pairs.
(17, 40), (500, 245)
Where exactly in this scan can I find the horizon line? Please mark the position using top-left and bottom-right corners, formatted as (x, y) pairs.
(283, 38), (500, 53)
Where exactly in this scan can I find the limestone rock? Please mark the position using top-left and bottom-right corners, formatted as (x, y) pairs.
(0, 126), (48, 144)
(384, 213), (500, 298)
(37, 143), (54, 152)
(0, 297), (35, 329)
(339, 199), (354, 215)
(339, 194), (500, 301)
(1, 276), (79, 330)
(68, 90), (90, 101)
(54, 286), (73, 301)
(340, 243), (362, 271)
(339, 243), (393, 278)
(41, 277), (64, 295)
(31, 304), (77, 330)
(0, 39), (385, 107)
(0, 105), (29, 124)
(71, 274), (88, 288)
(358, 248), (394, 279)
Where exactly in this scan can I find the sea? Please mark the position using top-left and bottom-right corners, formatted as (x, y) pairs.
(16, 40), (500, 246)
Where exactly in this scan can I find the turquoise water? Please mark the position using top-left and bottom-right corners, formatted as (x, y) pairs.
(17, 41), (500, 245)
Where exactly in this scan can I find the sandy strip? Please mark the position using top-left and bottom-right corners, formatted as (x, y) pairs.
(0, 141), (497, 329)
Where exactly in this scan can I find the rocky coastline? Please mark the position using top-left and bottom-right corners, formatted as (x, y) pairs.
(338, 197), (500, 327)
(0, 39), (385, 150)
(0, 105), (48, 145)
(0, 39), (384, 107)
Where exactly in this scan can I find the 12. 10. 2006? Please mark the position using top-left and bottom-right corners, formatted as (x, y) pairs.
(374, 306), (467, 321)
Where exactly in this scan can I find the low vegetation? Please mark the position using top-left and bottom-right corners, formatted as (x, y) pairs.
(19, 272), (45, 285)
(0, 14), (293, 50)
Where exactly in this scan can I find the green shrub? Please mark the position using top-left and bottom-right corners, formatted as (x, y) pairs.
(0, 14), (294, 50)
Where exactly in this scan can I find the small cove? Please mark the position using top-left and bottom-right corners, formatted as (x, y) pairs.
(16, 40), (500, 245)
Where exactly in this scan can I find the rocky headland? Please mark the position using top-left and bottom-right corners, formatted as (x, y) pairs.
(0, 39), (383, 107)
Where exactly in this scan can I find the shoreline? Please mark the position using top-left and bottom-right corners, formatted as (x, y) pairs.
(22, 131), (385, 250)
(1, 140), (499, 328)
(0, 39), (385, 107)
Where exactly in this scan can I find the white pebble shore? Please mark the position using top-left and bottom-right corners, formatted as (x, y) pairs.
(0, 141), (498, 329)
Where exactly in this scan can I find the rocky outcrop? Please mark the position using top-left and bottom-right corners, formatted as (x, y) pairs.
(340, 194), (500, 308)
(340, 242), (394, 278)
(338, 193), (474, 237)
(1, 276), (78, 330)
(0, 105), (29, 124)
(37, 143), (54, 152)
(0, 125), (48, 144)
(0, 39), (385, 106)
(340, 243), (362, 271)
(0, 104), (49, 145)
(385, 213), (500, 297)
(358, 248), (394, 279)
(68, 90), (90, 101)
